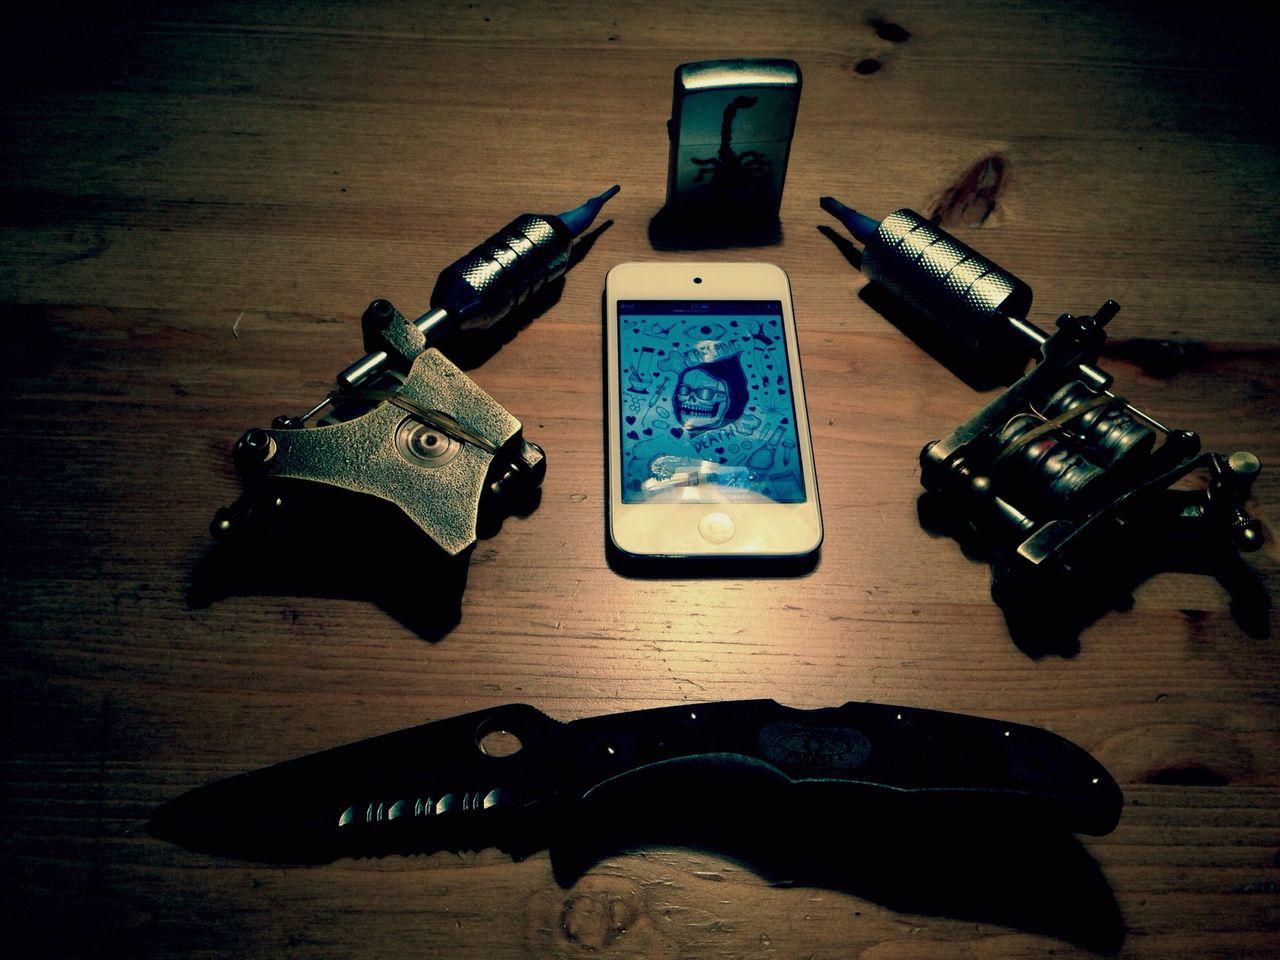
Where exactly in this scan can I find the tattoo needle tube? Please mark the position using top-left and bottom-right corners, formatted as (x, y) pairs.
(339, 185), (620, 388)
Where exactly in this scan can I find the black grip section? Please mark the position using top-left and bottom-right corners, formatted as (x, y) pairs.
(563, 699), (1122, 836)
(429, 214), (573, 330)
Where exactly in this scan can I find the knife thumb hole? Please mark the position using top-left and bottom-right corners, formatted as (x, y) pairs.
(477, 726), (524, 757)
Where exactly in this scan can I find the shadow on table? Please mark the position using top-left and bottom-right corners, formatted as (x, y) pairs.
(649, 203), (783, 251)
(605, 540), (821, 579)
(188, 485), (517, 642)
(918, 491), (1272, 659)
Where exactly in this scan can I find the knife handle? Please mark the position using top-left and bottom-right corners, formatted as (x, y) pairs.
(564, 700), (1122, 835)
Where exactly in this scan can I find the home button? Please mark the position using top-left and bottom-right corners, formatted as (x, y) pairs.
(698, 511), (735, 544)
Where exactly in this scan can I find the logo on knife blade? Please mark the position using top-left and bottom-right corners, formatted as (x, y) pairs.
(757, 722), (871, 773)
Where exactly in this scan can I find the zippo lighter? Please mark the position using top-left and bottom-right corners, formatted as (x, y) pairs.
(666, 58), (802, 216)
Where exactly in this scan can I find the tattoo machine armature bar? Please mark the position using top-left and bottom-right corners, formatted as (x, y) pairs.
(211, 186), (618, 557)
(822, 197), (1264, 632)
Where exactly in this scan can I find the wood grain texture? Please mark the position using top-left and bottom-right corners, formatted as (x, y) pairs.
(2, 2), (1277, 957)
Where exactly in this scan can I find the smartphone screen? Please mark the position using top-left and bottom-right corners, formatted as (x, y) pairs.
(616, 299), (806, 504)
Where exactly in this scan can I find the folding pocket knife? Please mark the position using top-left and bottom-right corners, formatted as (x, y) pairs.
(149, 699), (1122, 864)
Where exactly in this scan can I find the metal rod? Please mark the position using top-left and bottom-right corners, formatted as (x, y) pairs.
(336, 307), (452, 389)
(300, 396), (333, 422)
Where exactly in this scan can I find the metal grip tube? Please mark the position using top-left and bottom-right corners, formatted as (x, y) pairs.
(861, 209), (1033, 359)
(430, 214), (572, 331)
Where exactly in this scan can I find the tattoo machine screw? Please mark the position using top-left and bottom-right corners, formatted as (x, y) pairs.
(822, 196), (1265, 646)
(212, 186), (619, 558)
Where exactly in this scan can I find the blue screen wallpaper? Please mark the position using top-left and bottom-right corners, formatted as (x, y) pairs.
(617, 300), (805, 504)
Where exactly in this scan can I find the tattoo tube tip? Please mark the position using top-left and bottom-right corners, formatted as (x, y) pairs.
(557, 184), (622, 237)
(820, 196), (880, 244)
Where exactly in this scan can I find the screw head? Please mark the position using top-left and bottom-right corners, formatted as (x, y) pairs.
(210, 507), (236, 539)
(1236, 523), (1263, 552)
(1227, 451), (1261, 478)
(235, 428), (276, 468)
(364, 298), (395, 322)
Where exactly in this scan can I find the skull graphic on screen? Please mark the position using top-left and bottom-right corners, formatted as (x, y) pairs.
(674, 353), (748, 433)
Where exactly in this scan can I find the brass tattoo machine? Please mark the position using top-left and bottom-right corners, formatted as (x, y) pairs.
(822, 196), (1265, 645)
(212, 186), (619, 557)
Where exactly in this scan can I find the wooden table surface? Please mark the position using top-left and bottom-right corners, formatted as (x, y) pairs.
(4, 2), (1278, 957)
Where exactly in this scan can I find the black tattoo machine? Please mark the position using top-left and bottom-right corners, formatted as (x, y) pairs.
(822, 196), (1266, 651)
(212, 186), (618, 559)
